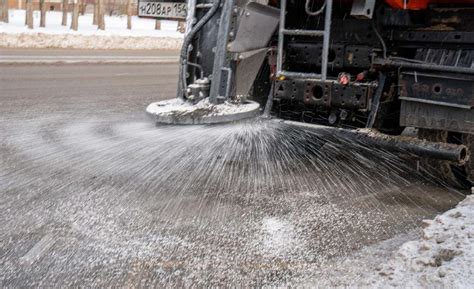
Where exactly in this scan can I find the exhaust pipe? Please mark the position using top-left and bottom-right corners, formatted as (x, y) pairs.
(275, 120), (470, 165)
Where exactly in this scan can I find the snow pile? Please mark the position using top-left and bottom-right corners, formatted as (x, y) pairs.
(147, 98), (260, 117)
(0, 9), (183, 49)
(146, 98), (201, 115)
(367, 193), (474, 288)
(146, 97), (261, 124)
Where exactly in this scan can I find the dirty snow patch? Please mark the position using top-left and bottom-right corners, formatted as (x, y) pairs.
(365, 193), (474, 288)
(147, 98), (259, 116)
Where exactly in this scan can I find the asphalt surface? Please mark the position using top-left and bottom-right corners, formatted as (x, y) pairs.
(0, 61), (466, 286)
(0, 48), (179, 63)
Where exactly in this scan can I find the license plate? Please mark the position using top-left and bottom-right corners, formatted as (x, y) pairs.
(138, 1), (187, 19)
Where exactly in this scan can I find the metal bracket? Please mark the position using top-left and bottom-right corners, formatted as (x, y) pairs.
(350, 0), (376, 19)
(209, 0), (236, 104)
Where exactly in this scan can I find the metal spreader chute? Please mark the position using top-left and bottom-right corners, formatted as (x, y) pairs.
(141, 0), (279, 125)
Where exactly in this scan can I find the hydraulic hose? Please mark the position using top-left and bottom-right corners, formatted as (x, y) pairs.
(305, 0), (326, 16)
(178, 0), (221, 99)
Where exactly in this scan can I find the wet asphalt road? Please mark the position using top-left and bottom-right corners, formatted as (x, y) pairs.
(0, 62), (465, 286)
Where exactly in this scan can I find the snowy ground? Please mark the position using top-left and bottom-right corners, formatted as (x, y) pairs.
(0, 10), (183, 49)
(363, 192), (473, 288)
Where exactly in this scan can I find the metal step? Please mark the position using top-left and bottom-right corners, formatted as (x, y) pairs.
(278, 70), (322, 79)
(281, 29), (325, 36)
(277, 0), (333, 81)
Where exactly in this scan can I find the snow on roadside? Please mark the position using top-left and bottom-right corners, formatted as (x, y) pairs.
(0, 10), (183, 49)
(0, 33), (183, 50)
(365, 192), (474, 288)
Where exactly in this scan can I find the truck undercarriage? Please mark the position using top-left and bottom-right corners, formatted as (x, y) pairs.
(140, 0), (474, 187)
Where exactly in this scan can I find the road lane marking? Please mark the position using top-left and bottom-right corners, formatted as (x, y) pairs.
(19, 233), (56, 265)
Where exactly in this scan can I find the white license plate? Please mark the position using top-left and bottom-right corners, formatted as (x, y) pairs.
(138, 1), (187, 19)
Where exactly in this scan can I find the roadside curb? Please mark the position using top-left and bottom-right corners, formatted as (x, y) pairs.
(0, 33), (184, 50)
(0, 57), (180, 65)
